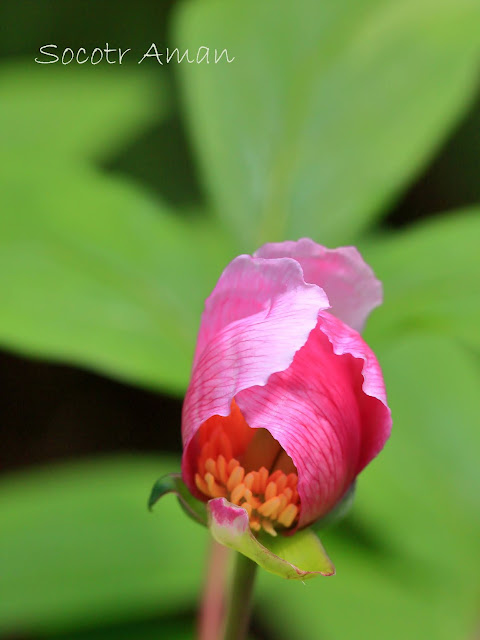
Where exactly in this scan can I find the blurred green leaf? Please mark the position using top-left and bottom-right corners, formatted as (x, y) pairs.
(363, 210), (480, 352)
(0, 62), (165, 164)
(0, 166), (237, 393)
(359, 333), (480, 570)
(174, 0), (480, 249)
(257, 334), (480, 640)
(0, 456), (207, 635)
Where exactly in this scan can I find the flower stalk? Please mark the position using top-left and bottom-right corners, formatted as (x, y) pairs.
(222, 551), (257, 640)
(198, 540), (230, 640)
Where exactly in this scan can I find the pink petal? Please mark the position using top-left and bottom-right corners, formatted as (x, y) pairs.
(318, 311), (391, 471)
(208, 498), (335, 578)
(182, 256), (329, 493)
(254, 239), (382, 332)
(236, 311), (391, 528)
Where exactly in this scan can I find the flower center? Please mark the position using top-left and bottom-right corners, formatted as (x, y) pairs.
(194, 403), (300, 536)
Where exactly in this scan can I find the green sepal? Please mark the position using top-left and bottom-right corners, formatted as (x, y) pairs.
(148, 473), (207, 526)
(208, 498), (335, 579)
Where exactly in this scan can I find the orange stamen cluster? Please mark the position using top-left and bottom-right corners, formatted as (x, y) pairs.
(194, 425), (300, 536)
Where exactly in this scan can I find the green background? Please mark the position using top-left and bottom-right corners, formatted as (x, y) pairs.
(1, 1), (479, 638)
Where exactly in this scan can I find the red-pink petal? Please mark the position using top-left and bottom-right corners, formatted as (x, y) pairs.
(318, 311), (391, 472)
(235, 311), (391, 528)
(182, 256), (329, 493)
(254, 239), (382, 332)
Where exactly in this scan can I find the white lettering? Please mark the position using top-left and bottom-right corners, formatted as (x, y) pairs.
(166, 47), (194, 64)
(119, 48), (131, 64)
(76, 47), (88, 64)
(138, 43), (163, 64)
(62, 48), (74, 65)
(35, 44), (59, 64)
(91, 48), (103, 65)
(196, 46), (210, 64)
(104, 42), (117, 64)
(215, 48), (235, 63)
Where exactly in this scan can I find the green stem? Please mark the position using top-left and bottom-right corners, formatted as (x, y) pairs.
(222, 552), (257, 640)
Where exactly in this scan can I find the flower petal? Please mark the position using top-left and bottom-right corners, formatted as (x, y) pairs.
(318, 311), (391, 472)
(236, 311), (391, 528)
(254, 239), (382, 332)
(208, 498), (335, 579)
(192, 253), (330, 366)
(182, 256), (329, 494)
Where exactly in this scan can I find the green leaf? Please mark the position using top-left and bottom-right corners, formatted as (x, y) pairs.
(257, 334), (480, 639)
(363, 210), (480, 353)
(208, 498), (334, 579)
(0, 166), (237, 393)
(0, 61), (237, 393)
(149, 473), (208, 525)
(174, 0), (480, 248)
(0, 61), (165, 164)
(359, 334), (480, 570)
(0, 456), (208, 636)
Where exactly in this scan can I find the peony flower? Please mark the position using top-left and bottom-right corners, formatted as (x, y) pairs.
(151, 239), (391, 578)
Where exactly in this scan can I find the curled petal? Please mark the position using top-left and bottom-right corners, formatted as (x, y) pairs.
(236, 311), (391, 528)
(254, 239), (382, 332)
(208, 498), (335, 579)
(182, 256), (329, 494)
(318, 311), (391, 471)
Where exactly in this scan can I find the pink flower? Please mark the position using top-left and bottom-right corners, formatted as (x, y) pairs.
(179, 239), (391, 576)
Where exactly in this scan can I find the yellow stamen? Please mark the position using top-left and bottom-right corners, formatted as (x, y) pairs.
(258, 467), (269, 493)
(205, 472), (227, 498)
(264, 481), (277, 501)
(227, 465), (245, 492)
(231, 483), (246, 505)
(195, 473), (209, 496)
(243, 472), (255, 490)
(243, 502), (252, 518)
(261, 519), (278, 537)
(217, 455), (228, 484)
(278, 504), (298, 527)
(204, 458), (217, 478)
(195, 420), (301, 536)
(250, 519), (261, 532)
(227, 458), (240, 474)
(258, 496), (281, 518)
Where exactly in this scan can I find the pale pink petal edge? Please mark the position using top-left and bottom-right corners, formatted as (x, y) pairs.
(255, 239), (382, 333)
